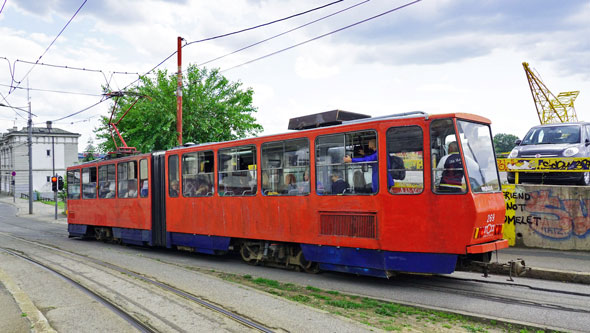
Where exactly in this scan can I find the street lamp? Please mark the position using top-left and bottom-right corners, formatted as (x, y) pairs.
(0, 102), (35, 214)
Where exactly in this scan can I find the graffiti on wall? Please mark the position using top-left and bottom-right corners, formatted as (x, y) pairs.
(504, 188), (590, 240)
(498, 157), (590, 172)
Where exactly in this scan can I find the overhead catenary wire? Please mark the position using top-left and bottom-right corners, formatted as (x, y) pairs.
(222, 0), (422, 72)
(123, 0), (345, 90)
(9, 0), (88, 94)
(0, 83), (103, 97)
(50, 98), (109, 123)
(0, 0), (6, 15)
(0, 91), (28, 120)
(1, 57), (141, 94)
(199, 0), (371, 67)
(183, 0), (344, 47)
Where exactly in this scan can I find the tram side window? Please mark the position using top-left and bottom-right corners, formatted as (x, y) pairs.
(139, 159), (149, 198)
(218, 145), (257, 196)
(168, 155), (179, 197)
(431, 118), (466, 193)
(82, 167), (97, 199)
(261, 138), (310, 196)
(182, 151), (214, 197)
(117, 161), (138, 198)
(67, 170), (80, 199)
(386, 126), (424, 194)
(316, 130), (377, 195)
(98, 164), (116, 198)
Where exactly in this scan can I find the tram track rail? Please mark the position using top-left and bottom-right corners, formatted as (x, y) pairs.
(439, 274), (590, 298)
(399, 275), (590, 315)
(0, 232), (274, 333)
(0, 247), (157, 333)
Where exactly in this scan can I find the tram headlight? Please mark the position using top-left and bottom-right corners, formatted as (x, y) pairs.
(563, 147), (579, 157)
(508, 148), (519, 158)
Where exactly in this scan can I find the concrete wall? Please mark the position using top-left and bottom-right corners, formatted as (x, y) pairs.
(503, 184), (590, 250)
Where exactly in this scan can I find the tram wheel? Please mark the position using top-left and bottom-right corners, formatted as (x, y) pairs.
(240, 243), (261, 265)
(294, 249), (319, 274)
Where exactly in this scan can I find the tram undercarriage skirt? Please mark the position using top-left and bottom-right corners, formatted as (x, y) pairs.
(301, 244), (458, 276)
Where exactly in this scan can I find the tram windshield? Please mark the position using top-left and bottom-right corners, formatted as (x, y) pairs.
(456, 120), (501, 193)
(431, 119), (500, 194)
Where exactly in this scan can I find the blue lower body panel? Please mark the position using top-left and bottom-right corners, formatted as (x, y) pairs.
(300, 244), (458, 277)
(112, 228), (152, 246)
(168, 232), (231, 255)
(68, 224), (88, 237)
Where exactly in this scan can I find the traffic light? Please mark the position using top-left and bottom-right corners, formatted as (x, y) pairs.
(51, 176), (58, 192)
(58, 176), (64, 191)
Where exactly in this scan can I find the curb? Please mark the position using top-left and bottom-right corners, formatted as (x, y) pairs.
(526, 267), (590, 285)
(0, 267), (56, 333)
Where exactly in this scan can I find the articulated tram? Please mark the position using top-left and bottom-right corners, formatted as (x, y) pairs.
(67, 111), (507, 278)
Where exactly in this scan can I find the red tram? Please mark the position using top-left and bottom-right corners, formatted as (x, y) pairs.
(67, 111), (508, 277)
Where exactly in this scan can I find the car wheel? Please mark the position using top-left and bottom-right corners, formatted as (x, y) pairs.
(579, 172), (590, 185)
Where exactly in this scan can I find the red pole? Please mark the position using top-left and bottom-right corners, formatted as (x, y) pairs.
(177, 36), (183, 146)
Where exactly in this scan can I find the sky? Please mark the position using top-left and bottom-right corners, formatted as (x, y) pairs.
(1, 0), (589, 152)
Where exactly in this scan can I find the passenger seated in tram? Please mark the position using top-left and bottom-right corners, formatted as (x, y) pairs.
(169, 180), (180, 197)
(140, 180), (148, 197)
(298, 170), (310, 194)
(183, 179), (196, 196)
(126, 179), (138, 198)
(330, 171), (349, 194)
(284, 174), (297, 193)
(105, 182), (116, 198)
(195, 183), (210, 196)
(99, 182), (110, 198)
(353, 170), (369, 193)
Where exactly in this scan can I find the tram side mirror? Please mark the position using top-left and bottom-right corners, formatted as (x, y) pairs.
(585, 139), (590, 147)
(514, 139), (522, 146)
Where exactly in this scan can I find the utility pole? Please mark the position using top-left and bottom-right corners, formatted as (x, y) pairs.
(176, 36), (183, 146)
(47, 121), (57, 220)
(27, 80), (33, 215)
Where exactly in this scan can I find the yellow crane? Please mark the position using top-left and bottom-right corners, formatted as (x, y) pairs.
(522, 62), (579, 124)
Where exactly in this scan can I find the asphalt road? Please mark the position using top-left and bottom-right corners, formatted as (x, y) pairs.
(0, 202), (372, 332)
(1, 201), (589, 332)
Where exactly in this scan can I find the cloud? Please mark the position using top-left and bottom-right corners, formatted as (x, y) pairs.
(294, 55), (340, 79)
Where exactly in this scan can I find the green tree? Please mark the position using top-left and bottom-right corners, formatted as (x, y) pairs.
(493, 133), (520, 154)
(83, 137), (96, 162)
(95, 65), (263, 152)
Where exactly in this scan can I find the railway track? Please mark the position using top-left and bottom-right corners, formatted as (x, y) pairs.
(397, 274), (590, 315)
(0, 247), (157, 333)
(0, 232), (274, 333)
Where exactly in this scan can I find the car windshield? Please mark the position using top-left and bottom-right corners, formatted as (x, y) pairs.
(521, 125), (581, 145)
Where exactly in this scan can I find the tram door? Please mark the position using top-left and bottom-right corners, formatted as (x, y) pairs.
(151, 152), (167, 247)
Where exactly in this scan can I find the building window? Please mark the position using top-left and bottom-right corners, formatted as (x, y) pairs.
(47, 149), (51, 156)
